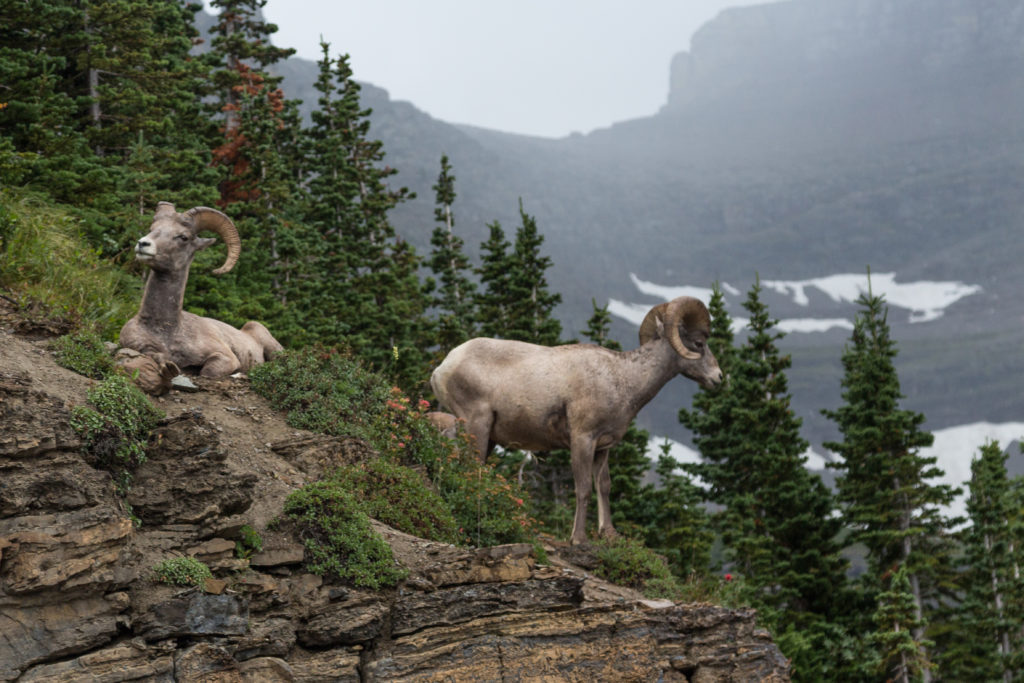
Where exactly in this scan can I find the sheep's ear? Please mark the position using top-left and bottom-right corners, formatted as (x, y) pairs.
(195, 237), (217, 252)
(655, 315), (665, 338)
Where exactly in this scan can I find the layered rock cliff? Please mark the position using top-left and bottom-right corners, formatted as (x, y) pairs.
(0, 328), (790, 682)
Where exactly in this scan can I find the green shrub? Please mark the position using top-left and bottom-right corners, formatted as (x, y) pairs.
(52, 330), (114, 379)
(251, 347), (538, 548)
(235, 524), (263, 559)
(249, 345), (390, 438)
(329, 459), (461, 545)
(153, 556), (213, 587)
(70, 373), (163, 494)
(284, 479), (408, 590)
(593, 536), (687, 600)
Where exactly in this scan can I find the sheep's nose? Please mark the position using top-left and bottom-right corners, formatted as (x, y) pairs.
(137, 239), (150, 248)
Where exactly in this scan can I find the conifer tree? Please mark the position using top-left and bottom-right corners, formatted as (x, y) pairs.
(944, 441), (1024, 681)
(822, 285), (960, 682)
(682, 280), (850, 679)
(427, 154), (477, 355)
(646, 445), (713, 578)
(298, 45), (430, 388)
(475, 221), (513, 338)
(504, 199), (562, 345)
(873, 564), (930, 683)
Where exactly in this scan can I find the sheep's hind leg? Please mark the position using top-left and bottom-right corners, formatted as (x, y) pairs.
(593, 447), (618, 540)
(200, 353), (240, 378)
(463, 410), (494, 463)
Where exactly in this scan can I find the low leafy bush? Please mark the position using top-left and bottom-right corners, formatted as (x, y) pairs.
(70, 373), (163, 494)
(153, 556), (213, 587)
(284, 480), (408, 589)
(250, 347), (538, 548)
(249, 345), (390, 438)
(52, 330), (114, 379)
(593, 536), (687, 600)
(235, 524), (263, 559)
(329, 459), (461, 545)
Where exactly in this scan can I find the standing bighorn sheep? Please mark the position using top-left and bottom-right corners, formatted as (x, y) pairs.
(119, 202), (282, 378)
(430, 296), (722, 545)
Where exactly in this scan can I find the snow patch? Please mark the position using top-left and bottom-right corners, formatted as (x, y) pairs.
(762, 272), (982, 323)
(611, 271), (982, 333)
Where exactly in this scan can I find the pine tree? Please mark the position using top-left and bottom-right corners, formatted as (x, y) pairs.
(427, 154), (477, 356)
(944, 441), (1024, 681)
(298, 45), (430, 389)
(681, 279), (850, 679)
(646, 445), (713, 578)
(822, 284), (960, 682)
(474, 221), (512, 338)
(873, 564), (930, 683)
(503, 199), (562, 345)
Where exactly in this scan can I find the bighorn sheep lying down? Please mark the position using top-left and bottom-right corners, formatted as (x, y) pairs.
(430, 296), (722, 545)
(119, 202), (282, 378)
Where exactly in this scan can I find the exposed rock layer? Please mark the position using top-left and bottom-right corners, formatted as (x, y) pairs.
(0, 335), (789, 681)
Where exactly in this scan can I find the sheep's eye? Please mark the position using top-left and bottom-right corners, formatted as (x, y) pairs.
(175, 234), (191, 242)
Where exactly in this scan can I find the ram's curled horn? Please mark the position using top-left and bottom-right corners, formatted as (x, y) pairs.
(637, 297), (709, 360)
(186, 206), (241, 275)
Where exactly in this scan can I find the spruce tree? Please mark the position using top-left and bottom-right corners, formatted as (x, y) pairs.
(503, 199), (562, 345)
(943, 441), (1024, 681)
(682, 279), (851, 680)
(427, 154), (477, 356)
(474, 221), (513, 339)
(873, 564), (930, 683)
(822, 285), (960, 682)
(298, 45), (430, 389)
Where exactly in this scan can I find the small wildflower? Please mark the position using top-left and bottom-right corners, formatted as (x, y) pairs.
(724, 573), (733, 581)
(397, 442), (405, 448)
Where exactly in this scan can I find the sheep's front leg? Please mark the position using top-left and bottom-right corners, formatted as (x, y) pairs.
(569, 435), (596, 545)
(593, 447), (618, 540)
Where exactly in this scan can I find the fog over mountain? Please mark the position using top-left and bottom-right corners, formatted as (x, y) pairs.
(260, 0), (1024, 481)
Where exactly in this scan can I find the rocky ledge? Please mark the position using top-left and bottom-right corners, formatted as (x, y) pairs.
(0, 332), (789, 681)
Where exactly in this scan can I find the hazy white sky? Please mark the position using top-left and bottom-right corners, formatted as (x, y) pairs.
(236, 0), (773, 138)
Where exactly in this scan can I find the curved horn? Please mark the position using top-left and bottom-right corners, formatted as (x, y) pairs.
(662, 297), (709, 360)
(186, 207), (240, 275)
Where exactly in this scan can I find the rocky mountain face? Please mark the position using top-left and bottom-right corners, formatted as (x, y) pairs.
(196, 0), (1024, 454)
(333, 0), (1023, 449)
(0, 328), (790, 682)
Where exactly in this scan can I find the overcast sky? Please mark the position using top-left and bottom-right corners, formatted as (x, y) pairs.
(237, 0), (773, 138)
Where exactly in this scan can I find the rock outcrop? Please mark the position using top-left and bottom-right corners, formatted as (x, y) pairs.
(0, 331), (790, 681)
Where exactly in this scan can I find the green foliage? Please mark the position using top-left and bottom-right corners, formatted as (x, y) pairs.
(284, 479), (408, 589)
(249, 346), (391, 438)
(682, 280), (848, 622)
(427, 154), (477, 356)
(153, 556), (213, 588)
(327, 459), (461, 545)
(235, 524), (264, 559)
(592, 536), (689, 600)
(369, 388), (538, 547)
(250, 347), (537, 548)
(52, 330), (115, 379)
(0, 191), (138, 337)
(70, 373), (163, 494)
